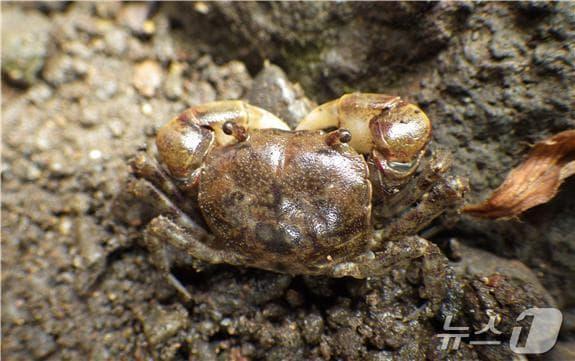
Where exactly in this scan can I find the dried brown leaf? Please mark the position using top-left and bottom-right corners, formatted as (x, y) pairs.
(464, 129), (575, 219)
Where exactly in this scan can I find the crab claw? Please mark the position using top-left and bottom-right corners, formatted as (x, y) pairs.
(368, 98), (430, 163)
(370, 148), (422, 180)
(156, 100), (290, 182)
(297, 93), (431, 179)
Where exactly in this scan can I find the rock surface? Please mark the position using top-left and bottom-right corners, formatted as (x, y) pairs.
(2, 2), (573, 360)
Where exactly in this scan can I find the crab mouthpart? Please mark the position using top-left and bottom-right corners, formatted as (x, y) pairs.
(372, 150), (418, 179)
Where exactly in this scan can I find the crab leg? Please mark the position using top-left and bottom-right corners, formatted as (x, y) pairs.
(130, 151), (189, 198)
(327, 235), (459, 318)
(129, 175), (243, 300)
(145, 215), (245, 300)
(374, 176), (468, 245)
(373, 149), (454, 219)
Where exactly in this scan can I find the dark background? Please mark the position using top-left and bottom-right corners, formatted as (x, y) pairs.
(2, 2), (574, 360)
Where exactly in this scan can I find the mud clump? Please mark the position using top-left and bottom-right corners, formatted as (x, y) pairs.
(2, 2), (574, 360)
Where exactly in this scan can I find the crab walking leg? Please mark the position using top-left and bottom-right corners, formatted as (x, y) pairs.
(396, 150), (454, 207)
(128, 177), (210, 299)
(130, 151), (189, 200)
(144, 217), (195, 300)
(329, 236), (458, 318)
(374, 149), (454, 219)
(125, 176), (201, 222)
(127, 177), (244, 298)
(129, 151), (205, 218)
(145, 216), (245, 300)
(131, 179), (243, 298)
(374, 175), (468, 245)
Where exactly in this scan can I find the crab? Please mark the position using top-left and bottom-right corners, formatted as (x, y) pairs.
(127, 93), (467, 315)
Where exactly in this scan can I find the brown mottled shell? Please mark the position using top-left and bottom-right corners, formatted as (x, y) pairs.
(198, 129), (372, 273)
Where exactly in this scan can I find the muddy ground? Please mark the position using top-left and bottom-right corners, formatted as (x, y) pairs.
(2, 2), (574, 361)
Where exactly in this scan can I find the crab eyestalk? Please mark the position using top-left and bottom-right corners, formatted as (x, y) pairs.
(156, 100), (290, 182)
(296, 93), (432, 180)
(222, 121), (249, 142)
(325, 128), (352, 147)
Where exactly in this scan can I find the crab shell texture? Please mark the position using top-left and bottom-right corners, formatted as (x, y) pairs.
(198, 129), (373, 272)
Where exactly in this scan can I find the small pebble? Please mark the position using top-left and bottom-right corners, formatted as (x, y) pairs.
(81, 105), (100, 127)
(58, 218), (73, 236)
(27, 84), (53, 104)
(183, 81), (216, 106)
(103, 29), (128, 56)
(141, 102), (153, 115)
(137, 303), (190, 347)
(89, 149), (103, 160)
(117, 3), (152, 35)
(133, 60), (163, 97)
(194, 2), (210, 14)
(12, 159), (42, 181)
(285, 289), (304, 307)
(25, 327), (57, 359)
(143, 20), (156, 35)
(164, 62), (185, 100)
(95, 2), (121, 19)
(108, 120), (125, 138)
(248, 62), (315, 128)
(2, 9), (51, 86)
